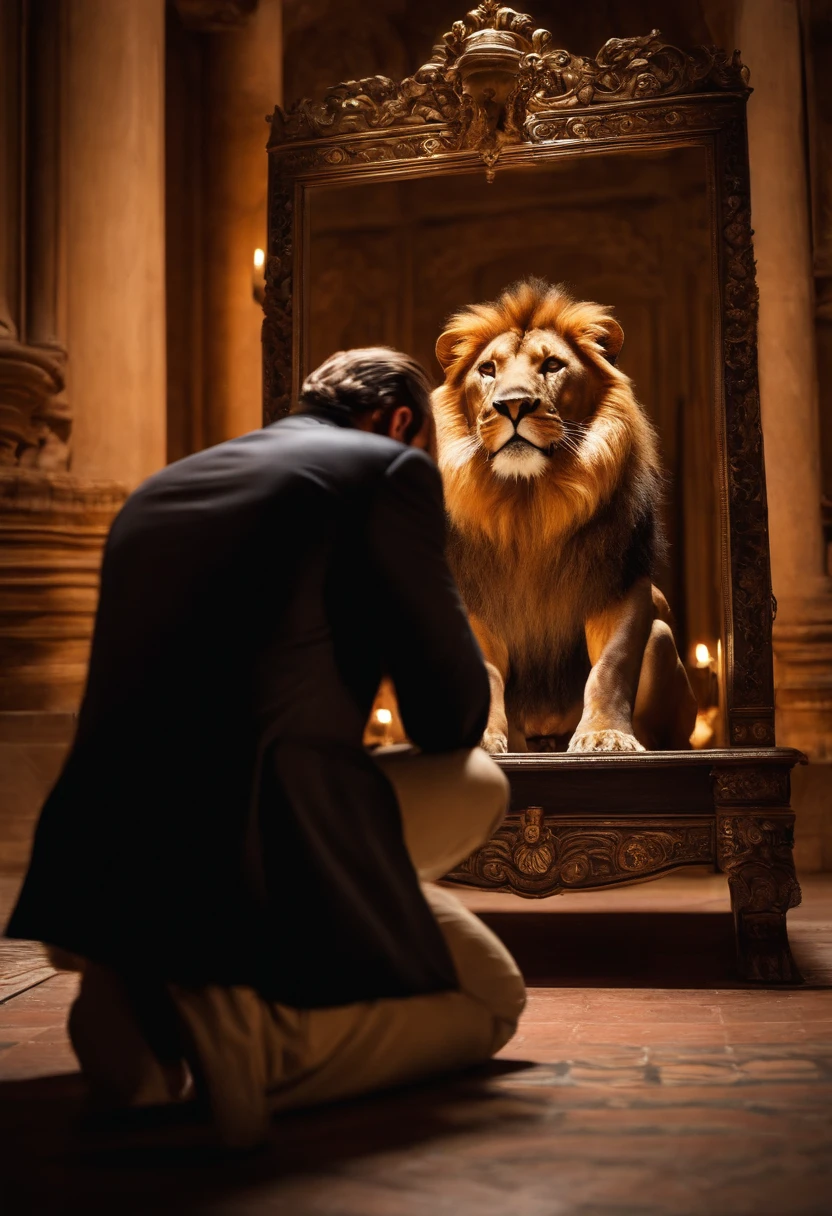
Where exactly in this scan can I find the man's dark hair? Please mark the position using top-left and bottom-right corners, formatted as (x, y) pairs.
(295, 347), (432, 443)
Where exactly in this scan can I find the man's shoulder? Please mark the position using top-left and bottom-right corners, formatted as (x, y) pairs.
(120, 420), (435, 523)
(269, 416), (429, 479)
(270, 416), (401, 458)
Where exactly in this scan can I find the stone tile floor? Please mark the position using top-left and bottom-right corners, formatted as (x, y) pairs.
(1, 871), (831, 1214)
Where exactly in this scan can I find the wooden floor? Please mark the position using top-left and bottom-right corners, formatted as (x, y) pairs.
(1, 870), (831, 1215)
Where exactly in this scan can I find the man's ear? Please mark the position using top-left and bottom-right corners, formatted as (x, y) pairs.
(598, 317), (624, 365)
(435, 329), (459, 372)
(387, 405), (414, 443)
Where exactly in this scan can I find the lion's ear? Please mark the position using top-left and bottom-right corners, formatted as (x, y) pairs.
(435, 329), (460, 372)
(598, 317), (624, 366)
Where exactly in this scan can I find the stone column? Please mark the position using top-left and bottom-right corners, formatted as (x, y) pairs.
(738, 0), (832, 869)
(740, 0), (826, 593)
(199, 0), (283, 445)
(0, 0), (166, 715)
(0, 1), (168, 868)
(65, 0), (167, 488)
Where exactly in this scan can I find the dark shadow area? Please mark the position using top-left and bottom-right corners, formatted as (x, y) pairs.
(480, 908), (831, 989)
(0, 1061), (539, 1215)
(479, 911), (740, 987)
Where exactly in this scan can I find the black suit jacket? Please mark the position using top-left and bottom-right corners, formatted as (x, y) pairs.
(6, 414), (490, 1006)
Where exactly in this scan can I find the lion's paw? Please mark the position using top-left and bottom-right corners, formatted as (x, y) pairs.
(482, 729), (509, 754)
(568, 729), (645, 753)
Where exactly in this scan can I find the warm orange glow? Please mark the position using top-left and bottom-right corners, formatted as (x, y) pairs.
(375, 708), (393, 725)
(694, 642), (713, 668)
(253, 247), (265, 270)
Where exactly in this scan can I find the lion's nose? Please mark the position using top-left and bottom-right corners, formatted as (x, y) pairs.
(493, 396), (540, 425)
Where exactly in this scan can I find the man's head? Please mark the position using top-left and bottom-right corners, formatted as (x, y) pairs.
(295, 347), (433, 449)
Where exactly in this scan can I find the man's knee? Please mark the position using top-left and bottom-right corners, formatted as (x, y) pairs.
(462, 746), (511, 834)
(376, 745), (510, 879)
(427, 746), (510, 875)
(424, 747), (509, 852)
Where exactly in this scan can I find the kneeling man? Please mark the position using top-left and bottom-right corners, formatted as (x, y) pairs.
(6, 348), (525, 1147)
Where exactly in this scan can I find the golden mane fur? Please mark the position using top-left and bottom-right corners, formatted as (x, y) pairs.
(432, 279), (665, 730)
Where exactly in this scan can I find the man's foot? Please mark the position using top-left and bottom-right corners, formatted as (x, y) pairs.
(69, 965), (191, 1109)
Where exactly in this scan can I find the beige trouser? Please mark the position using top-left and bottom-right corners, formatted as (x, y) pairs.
(69, 747), (524, 1147)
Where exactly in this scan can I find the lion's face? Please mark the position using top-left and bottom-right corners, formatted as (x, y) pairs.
(433, 281), (654, 551)
(463, 326), (600, 481)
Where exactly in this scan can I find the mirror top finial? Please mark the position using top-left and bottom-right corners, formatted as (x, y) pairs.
(269, 3), (750, 155)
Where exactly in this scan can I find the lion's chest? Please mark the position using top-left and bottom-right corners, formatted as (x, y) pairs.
(449, 532), (589, 657)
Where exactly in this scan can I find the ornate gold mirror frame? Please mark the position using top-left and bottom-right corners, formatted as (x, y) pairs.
(264, 3), (806, 983)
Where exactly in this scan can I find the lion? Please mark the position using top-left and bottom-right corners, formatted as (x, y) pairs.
(432, 278), (697, 754)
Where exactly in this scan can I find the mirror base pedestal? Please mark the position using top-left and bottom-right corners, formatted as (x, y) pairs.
(442, 747), (805, 986)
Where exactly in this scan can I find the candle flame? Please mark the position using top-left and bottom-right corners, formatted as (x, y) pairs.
(375, 708), (393, 725)
(253, 248), (265, 269)
(694, 643), (712, 668)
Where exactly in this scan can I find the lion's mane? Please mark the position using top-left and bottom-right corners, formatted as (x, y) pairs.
(432, 279), (665, 729)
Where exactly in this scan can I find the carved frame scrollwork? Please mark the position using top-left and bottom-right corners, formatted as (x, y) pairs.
(264, 3), (774, 747)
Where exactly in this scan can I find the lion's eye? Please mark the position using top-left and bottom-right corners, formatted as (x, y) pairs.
(542, 357), (565, 374)
(478, 361), (496, 378)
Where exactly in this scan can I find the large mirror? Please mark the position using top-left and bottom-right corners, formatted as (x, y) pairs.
(263, 4), (777, 759)
(305, 148), (722, 746)
(263, 5), (808, 979)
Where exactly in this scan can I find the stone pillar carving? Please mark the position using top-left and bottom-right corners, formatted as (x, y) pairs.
(0, 0), (166, 712)
(738, 0), (832, 771)
(0, 473), (126, 710)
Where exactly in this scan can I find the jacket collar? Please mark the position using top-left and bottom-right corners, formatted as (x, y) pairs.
(275, 407), (354, 431)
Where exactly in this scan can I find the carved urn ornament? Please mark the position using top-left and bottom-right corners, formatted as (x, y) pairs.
(271, 1), (748, 181)
(265, 4), (807, 984)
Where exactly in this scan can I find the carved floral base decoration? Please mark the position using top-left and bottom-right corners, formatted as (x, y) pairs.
(446, 806), (714, 896)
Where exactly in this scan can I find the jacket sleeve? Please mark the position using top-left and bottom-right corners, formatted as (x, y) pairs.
(367, 447), (490, 753)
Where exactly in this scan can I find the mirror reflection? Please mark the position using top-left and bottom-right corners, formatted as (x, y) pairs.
(307, 147), (721, 751)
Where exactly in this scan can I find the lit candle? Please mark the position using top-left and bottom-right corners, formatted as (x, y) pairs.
(694, 642), (712, 668)
(375, 706), (393, 747)
(690, 640), (721, 745)
(252, 248), (265, 305)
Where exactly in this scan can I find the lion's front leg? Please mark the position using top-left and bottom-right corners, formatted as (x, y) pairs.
(470, 615), (511, 754)
(482, 662), (510, 754)
(568, 579), (655, 753)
